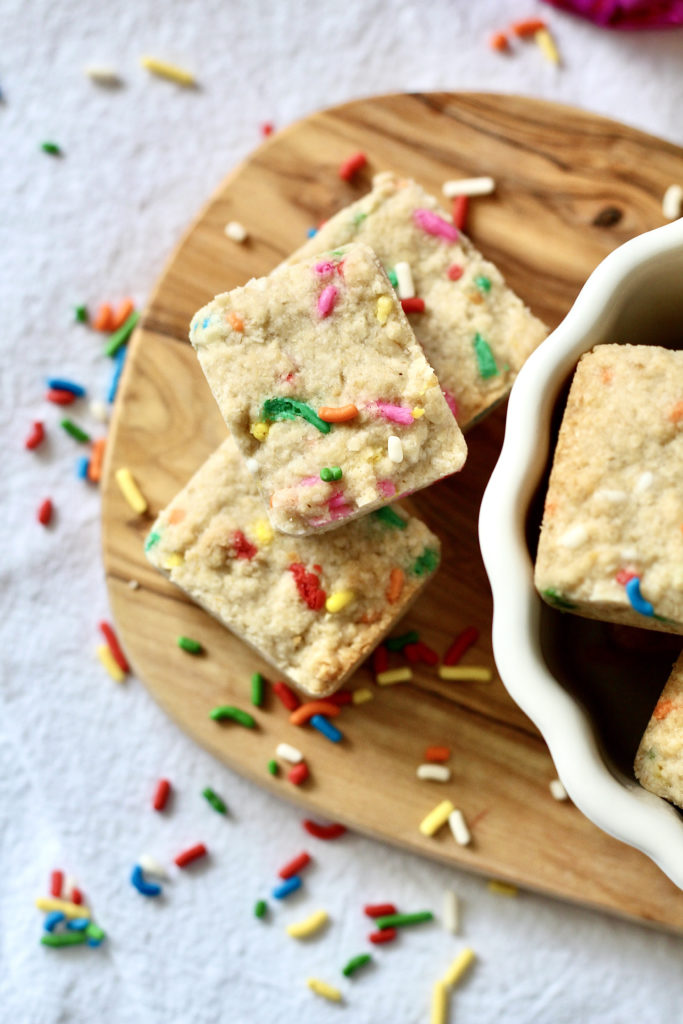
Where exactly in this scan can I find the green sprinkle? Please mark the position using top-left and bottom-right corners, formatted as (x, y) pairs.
(85, 922), (105, 944)
(542, 588), (576, 611)
(385, 630), (419, 652)
(202, 786), (227, 814)
(178, 635), (203, 654)
(320, 466), (342, 482)
(387, 268), (398, 288)
(267, 759), (279, 776)
(41, 141), (61, 156)
(75, 304), (88, 323)
(104, 310), (140, 357)
(352, 212), (367, 227)
(475, 275), (491, 292)
(647, 747), (656, 761)
(210, 705), (256, 728)
(342, 953), (372, 977)
(144, 530), (161, 552)
(372, 507), (407, 530)
(60, 418), (91, 443)
(262, 397), (330, 434)
(254, 899), (268, 918)
(410, 547), (440, 576)
(41, 931), (88, 947)
(251, 671), (265, 707)
(473, 332), (499, 379)
(374, 911), (433, 930)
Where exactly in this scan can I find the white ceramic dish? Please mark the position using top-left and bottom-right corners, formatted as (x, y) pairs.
(479, 218), (683, 890)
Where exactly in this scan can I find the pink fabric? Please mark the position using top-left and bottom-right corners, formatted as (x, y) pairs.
(412, 207), (459, 242)
(541, 0), (683, 27)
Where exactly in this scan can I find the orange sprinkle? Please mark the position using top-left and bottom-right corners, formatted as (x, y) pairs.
(358, 609), (381, 624)
(668, 400), (683, 423)
(601, 367), (613, 385)
(110, 298), (135, 331)
(93, 303), (114, 332)
(511, 17), (547, 37)
(317, 404), (359, 423)
(289, 701), (342, 726)
(386, 567), (405, 604)
(653, 699), (676, 721)
(227, 311), (244, 332)
(168, 508), (186, 524)
(489, 31), (509, 52)
(87, 438), (106, 482)
(425, 745), (451, 763)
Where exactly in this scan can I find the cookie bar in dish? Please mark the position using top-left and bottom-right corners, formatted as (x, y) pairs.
(635, 652), (683, 809)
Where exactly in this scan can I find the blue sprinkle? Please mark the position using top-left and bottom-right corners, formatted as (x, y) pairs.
(625, 577), (654, 617)
(47, 377), (86, 397)
(107, 343), (128, 403)
(131, 864), (162, 898)
(272, 875), (301, 899)
(310, 714), (343, 743)
(202, 317), (210, 329)
(67, 917), (91, 931)
(44, 910), (65, 932)
(307, 227), (318, 238)
(76, 455), (90, 480)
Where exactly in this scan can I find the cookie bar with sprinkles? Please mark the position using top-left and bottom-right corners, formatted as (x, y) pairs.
(145, 436), (441, 697)
(190, 242), (466, 536)
(634, 652), (683, 809)
(535, 344), (683, 634)
(285, 172), (548, 430)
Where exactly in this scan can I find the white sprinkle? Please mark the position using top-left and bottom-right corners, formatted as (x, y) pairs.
(662, 184), (683, 220)
(84, 65), (122, 86)
(558, 524), (588, 549)
(62, 875), (77, 900)
(442, 890), (460, 934)
(387, 435), (403, 463)
(442, 176), (495, 199)
(549, 778), (568, 801)
(245, 457), (259, 474)
(127, 579), (140, 590)
(634, 471), (654, 494)
(417, 763), (451, 782)
(394, 261), (415, 300)
(138, 854), (170, 879)
(89, 399), (110, 423)
(594, 488), (626, 504)
(275, 742), (303, 764)
(448, 808), (471, 846)
(225, 220), (248, 243)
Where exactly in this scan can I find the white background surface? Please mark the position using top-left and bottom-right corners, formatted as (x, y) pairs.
(2, 2), (683, 1021)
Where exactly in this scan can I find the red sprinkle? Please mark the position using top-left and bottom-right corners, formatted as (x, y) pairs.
(452, 194), (469, 231)
(37, 498), (53, 526)
(364, 902), (397, 918)
(447, 264), (464, 281)
(261, 122), (274, 136)
(232, 530), (257, 560)
(289, 562), (326, 610)
(443, 626), (479, 666)
(50, 870), (63, 897)
(425, 745), (451, 763)
(339, 151), (367, 182)
(369, 927), (397, 944)
(325, 690), (353, 706)
(71, 887), (83, 905)
(152, 778), (171, 812)
(278, 851), (311, 879)
(416, 641), (439, 666)
(99, 621), (130, 674)
(616, 569), (637, 586)
(288, 763), (310, 786)
(273, 680), (300, 711)
(372, 645), (389, 674)
(401, 297), (425, 314)
(174, 843), (208, 868)
(302, 819), (346, 840)
(25, 421), (45, 450)
(46, 388), (76, 405)
(404, 643), (421, 664)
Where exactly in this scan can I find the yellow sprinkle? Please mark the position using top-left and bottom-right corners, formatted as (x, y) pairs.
(443, 948), (476, 988)
(250, 421), (269, 442)
(286, 909), (329, 939)
(252, 518), (274, 545)
(97, 644), (125, 682)
(376, 667), (412, 686)
(534, 27), (560, 65)
(367, 450), (382, 463)
(307, 978), (342, 1003)
(36, 897), (92, 919)
(438, 665), (492, 682)
(352, 687), (374, 704)
(164, 553), (184, 568)
(115, 467), (147, 514)
(487, 879), (518, 897)
(375, 295), (393, 324)
(412, 406), (425, 418)
(139, 55), (196, 86)
(430, 979), (448, 1024)
(325, 589), (355, 614)
(419, 799), (455, 837)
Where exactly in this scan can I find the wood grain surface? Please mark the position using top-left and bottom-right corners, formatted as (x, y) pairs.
(101, 93), (683, 931)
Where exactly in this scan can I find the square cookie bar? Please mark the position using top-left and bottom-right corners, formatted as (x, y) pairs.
(190, 241), (466, 536)
(145, 437), (441, 697)
(634, 652), (683, 809)
(535, 344), (683, 634)
(286, 172), (548, 429)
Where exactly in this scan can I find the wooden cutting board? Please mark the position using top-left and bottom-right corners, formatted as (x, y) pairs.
(101, 93), (683, 932)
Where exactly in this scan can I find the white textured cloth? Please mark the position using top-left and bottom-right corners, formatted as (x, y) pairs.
(2, 1), (683, 1021)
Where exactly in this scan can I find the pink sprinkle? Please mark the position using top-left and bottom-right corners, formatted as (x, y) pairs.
(413, 208), (458, 242)
(442, 388), (458, 419)
(299, 476), (320, 486)
(447, 264), (463, 281)
(616, 569), (638, 585)
(329, 504), (353, 521)
(317, 285), (338, 318)
(377, 479), (396, 498)
(314, 260), (337, 276)
(328, 491), (348, 510)
(372, 401), (414, 425)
